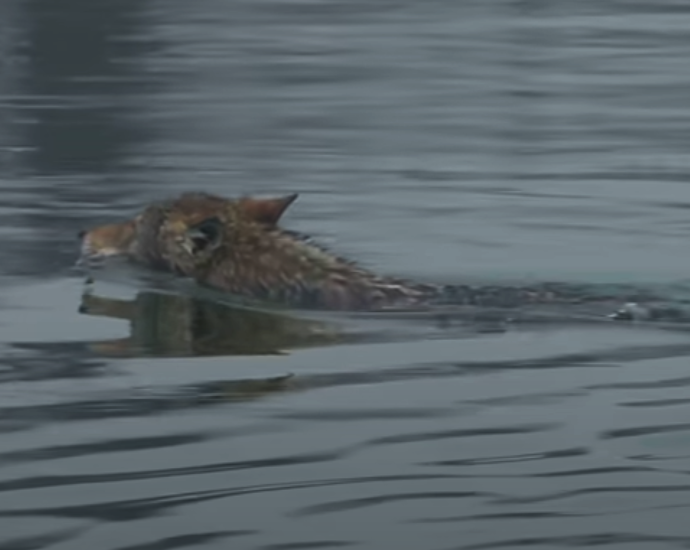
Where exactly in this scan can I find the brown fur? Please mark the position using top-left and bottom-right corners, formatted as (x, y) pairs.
(78, 192), (435, 311)
(78, 191), (663, 315)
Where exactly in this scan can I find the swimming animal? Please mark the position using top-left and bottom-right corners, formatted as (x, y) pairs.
(78, 191), (665, 313)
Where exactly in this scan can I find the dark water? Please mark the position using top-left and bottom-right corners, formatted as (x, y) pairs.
(3, 0), (690, 548)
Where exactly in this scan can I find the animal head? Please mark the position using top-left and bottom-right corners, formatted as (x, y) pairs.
(77, 192), (299, 272)
(161, 193), (299, 265)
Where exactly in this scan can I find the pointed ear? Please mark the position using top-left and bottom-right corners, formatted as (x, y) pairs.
(238, 193), (298, 225)
(185, 216), (223, 254)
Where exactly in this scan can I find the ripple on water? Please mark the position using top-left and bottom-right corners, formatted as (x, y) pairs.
(3, 0), (690, 548)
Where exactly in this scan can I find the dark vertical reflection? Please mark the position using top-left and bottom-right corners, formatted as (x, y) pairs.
(19, 0), (154, 175)
(502, 0), (561, 179)
(0, 0), (160, 277)
(0, 0), (24, 173)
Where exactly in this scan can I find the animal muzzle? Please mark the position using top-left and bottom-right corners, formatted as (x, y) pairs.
(75, 233), (121, 270)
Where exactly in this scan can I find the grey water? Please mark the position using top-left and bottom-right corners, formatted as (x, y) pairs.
(3, 0), (690, 548)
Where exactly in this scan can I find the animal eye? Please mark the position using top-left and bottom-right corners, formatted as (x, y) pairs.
(186, 217), (222, 252)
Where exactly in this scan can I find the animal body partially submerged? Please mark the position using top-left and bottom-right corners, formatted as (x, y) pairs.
(78, 191), (665, 313)
(79, 191), (444, 310)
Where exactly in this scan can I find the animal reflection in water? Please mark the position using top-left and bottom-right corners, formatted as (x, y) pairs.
(78, 288), (350, 358)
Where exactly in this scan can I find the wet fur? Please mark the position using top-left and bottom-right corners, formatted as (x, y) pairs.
(79, 191), (663, 313)
(79, 192), (436, 311)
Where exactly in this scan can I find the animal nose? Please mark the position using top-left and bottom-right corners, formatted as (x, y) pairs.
(78, 229), (86, 239)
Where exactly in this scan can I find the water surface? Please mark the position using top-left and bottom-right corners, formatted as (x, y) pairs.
(2, 0), (690, 548)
